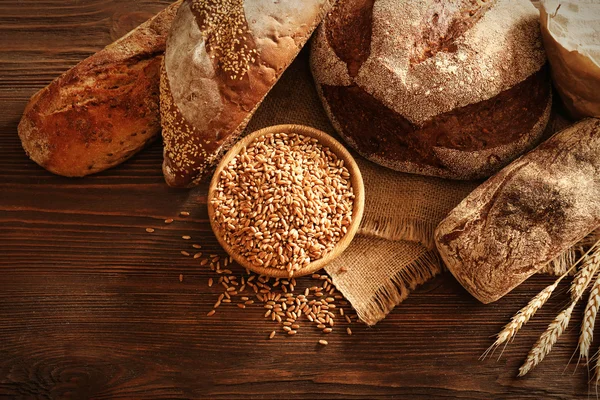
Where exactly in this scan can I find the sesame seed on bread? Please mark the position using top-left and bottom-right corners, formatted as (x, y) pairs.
(160, 0), (334, 188)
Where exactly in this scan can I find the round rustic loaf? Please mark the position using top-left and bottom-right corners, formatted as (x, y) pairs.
(310, 0), (552, 180)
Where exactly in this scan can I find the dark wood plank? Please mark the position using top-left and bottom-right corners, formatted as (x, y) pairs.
(0, 1), (591, 399)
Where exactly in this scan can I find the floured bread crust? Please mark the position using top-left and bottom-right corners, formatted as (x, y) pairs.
(359, 0), (546, 124)
(161, 0), (333, 187)
(436, 119), (600, 303)
(540, 0), (600, 118)
(311, 0), (551, 180)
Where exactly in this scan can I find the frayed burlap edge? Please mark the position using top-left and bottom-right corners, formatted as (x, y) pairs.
(353, 250), (443, 326)
(359, 218), (438, 251)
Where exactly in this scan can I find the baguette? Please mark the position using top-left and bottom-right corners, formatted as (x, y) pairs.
(435, 118), (600, 303)
(159, 0), (334, 187)
(18, 1), (182, 177)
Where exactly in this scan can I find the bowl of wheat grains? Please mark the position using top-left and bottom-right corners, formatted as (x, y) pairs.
(208, 124), (365, 278)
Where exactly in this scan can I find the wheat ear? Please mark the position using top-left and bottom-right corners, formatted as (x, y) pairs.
(482, 253), (584, 360)
(519, 243), (600, 376)
(519, 303), (576, 376)
(571, 250), (600, 301)
(580, 266), (600, 360)
(482, 281), (561, 360)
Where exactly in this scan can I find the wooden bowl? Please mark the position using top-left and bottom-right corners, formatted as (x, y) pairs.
(207, 124), (365, 278)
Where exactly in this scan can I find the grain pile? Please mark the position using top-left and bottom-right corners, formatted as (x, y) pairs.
(201, 252), (359, 339)
(146, 211), (359, 344)
(210, 132), (355, 275)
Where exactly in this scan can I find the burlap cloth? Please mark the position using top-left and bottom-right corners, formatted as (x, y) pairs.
(244, 49), (572, 326)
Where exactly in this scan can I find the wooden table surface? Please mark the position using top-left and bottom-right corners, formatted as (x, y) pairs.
(0, 1), (591, 399)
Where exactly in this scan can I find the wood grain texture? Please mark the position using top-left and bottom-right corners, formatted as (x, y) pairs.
(0, 1), (591, 399)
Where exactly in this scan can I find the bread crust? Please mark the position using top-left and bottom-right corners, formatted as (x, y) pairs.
(540, 0), (600, 119)
(435, 119), (600, 303)
(310, 0), (551, 180)
(18, 1), (181, 177)
(160, 0), (334, 188)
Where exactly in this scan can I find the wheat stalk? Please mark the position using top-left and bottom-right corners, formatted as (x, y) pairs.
(571, 251), (600, 301)
(519, 243), (600, 376)
(580, 269), (600, 360)
(483, 239), (600, 377)
(482, 249), (588, 360)
(519, 303), (576, 376)
(595, 348), (600, 385)
(482, 281), (561, 360)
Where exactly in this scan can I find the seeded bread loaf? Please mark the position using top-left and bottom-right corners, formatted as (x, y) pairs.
(18, 1), (181, 177)
(160, 0), (334, 187)
(435, 119), (600, 304)
(310, 0), (551, 180)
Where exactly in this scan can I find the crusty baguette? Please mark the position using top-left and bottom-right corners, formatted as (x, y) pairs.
(159, 0), (334, 188)
(18, 1), (182, 177)
(435, 118), (600, 304)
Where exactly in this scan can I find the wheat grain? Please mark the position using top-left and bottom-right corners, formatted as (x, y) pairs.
(519, 303), (576, 376)
(580, 274), (600, 360)
(211, 132), (355, 274)
(571, 249), (600, 301)
(197, 248), (359, 344)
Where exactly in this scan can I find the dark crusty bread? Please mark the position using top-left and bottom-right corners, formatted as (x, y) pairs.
(18, 1), (181, 177)
(310, 0), (551, 180)
(435, 118), (600, 304)
(159, 0), (334, 188)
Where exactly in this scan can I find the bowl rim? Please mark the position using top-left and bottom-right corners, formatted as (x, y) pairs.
(207, 124), (365, 278)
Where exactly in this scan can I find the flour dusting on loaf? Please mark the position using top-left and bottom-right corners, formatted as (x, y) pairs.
(435, 119), (600, 304)
(359, 0), (546, 123)
(310, 0), (551, 180)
